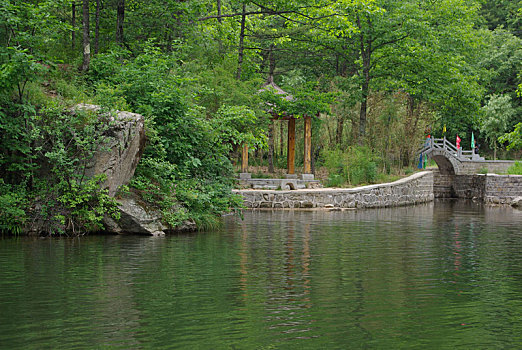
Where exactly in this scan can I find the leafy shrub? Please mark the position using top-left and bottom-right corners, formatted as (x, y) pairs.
(0, 182), (28, 234)
(499, 122), (522, 151)
(87, 47), (131, 86)
(507, 161), (522, 175)
(35, 175), (119, 235)
(323, 149), (345, 179)
(0, 99), (120, 235)
(322, 146), (379, 186)
(94, 50), (252, 229)
(326, 174), (346, 187)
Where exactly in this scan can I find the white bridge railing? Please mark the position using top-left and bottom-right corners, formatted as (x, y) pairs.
(419, 137), (474, 161)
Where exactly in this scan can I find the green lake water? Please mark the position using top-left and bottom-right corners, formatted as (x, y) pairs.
(1, 200), (521, 349)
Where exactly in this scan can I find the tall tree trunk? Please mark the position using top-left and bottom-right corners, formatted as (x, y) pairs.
(268, 44), (275, 77)
(268, 120), (275, 173)
(217, 0), (222, 23)
(81, 0), (90, 71)
(116, 0), (125, 45)
(357, 14), (371, 145)
(236, 3), (247, 172)
(236, 4), (246, 80)
(359, 73), (369, 144)
(493, 140), (497, 160)
(94, 0), (100, 54)
(266, 45), (276, 172)
(384, 113), (392, 173)
(72, 2), (76, 49)
(214, 1), (225, 55)
(403, 94), (423, 167)
(280, 121), (284, 157)
(335, 116), (344, 146)
(165, 23), (173, 52)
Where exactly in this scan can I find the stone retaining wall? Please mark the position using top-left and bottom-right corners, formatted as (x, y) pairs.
(453, 175), (486, 199)
(433, 171), (454, 198)
(484, 174), (522, 204)
(460, 160), (515, 175)
(234, 171), (434, 209)
(433, 170), (522, 205)
(238, 177), (321, 190)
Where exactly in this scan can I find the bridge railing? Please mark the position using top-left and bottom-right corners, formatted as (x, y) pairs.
(419, 136), (473, 161)
(460, 150), (473, 160)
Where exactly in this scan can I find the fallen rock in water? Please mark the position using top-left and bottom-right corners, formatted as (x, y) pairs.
(104, 195), (197, 236)
(512, 196), (522, 208)
(104, 197), (168, 236)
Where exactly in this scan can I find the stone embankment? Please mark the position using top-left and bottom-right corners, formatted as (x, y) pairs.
(458, 160), (515, 175)
(234, 171), (434, 209)
(434, 170), (522, 205)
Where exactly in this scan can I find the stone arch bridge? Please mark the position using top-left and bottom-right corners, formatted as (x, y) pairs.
(418, 137), (514, 175)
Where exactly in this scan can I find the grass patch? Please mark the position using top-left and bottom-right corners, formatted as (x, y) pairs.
(507, 161), (522, 175)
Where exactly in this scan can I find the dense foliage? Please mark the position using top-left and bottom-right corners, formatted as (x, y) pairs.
(1, 0), (521, 234)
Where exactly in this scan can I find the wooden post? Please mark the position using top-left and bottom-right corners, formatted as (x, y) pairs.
(241, 143), (248, 173)
(287, 118), (296, 175)
(303, 115), (312, 174)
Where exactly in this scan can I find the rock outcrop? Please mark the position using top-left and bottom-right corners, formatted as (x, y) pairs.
(512, 196), (522, 208)
(74, 105), (196, 235)
(74, 104), (146, 196)
(26, 105), (194, 236)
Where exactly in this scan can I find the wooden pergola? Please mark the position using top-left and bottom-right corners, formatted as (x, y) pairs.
(240, 77), (313, 179)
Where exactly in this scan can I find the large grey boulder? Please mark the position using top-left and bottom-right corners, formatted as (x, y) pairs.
(75, 105), (197, 235)
(103, 195), (197, 236)
(512, 196), (522, 208)
(74, 104), (146, 196)
(103, 197), (169, 236)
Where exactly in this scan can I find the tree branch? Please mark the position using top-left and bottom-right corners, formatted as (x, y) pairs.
(372, 34), (409, 51)
(199, 2), (344, 23)
(198, 10), (294, 21)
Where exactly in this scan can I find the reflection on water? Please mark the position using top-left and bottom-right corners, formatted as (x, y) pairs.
(0, 201), (521, 349)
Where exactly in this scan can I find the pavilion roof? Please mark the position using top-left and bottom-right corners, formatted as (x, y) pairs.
(258, 75), (293, 101)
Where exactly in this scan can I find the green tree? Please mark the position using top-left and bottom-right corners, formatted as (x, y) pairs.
(480, 94), (515, 159)
(499, 122), (522, 151)
(480, 0), (522, 37)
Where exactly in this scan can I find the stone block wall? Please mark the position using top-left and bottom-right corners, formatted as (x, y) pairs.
(433, 171), (454, 198)
(234, 171), (434, 209)
(460, 160), (515, 175)
(238, 178), (321, 190)
(484, 175), (522, 204)
(453, 175), (486, 199)
(433, 172), (522, 204)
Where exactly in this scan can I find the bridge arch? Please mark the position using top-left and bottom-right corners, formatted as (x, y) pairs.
(432, 155), (455, 175)
(425, 149), (462, 175)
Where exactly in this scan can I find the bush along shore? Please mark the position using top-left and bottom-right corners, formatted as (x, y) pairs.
(1, 100), (243, 236)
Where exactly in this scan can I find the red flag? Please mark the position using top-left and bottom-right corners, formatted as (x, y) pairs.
(456, 135), (461, 149)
